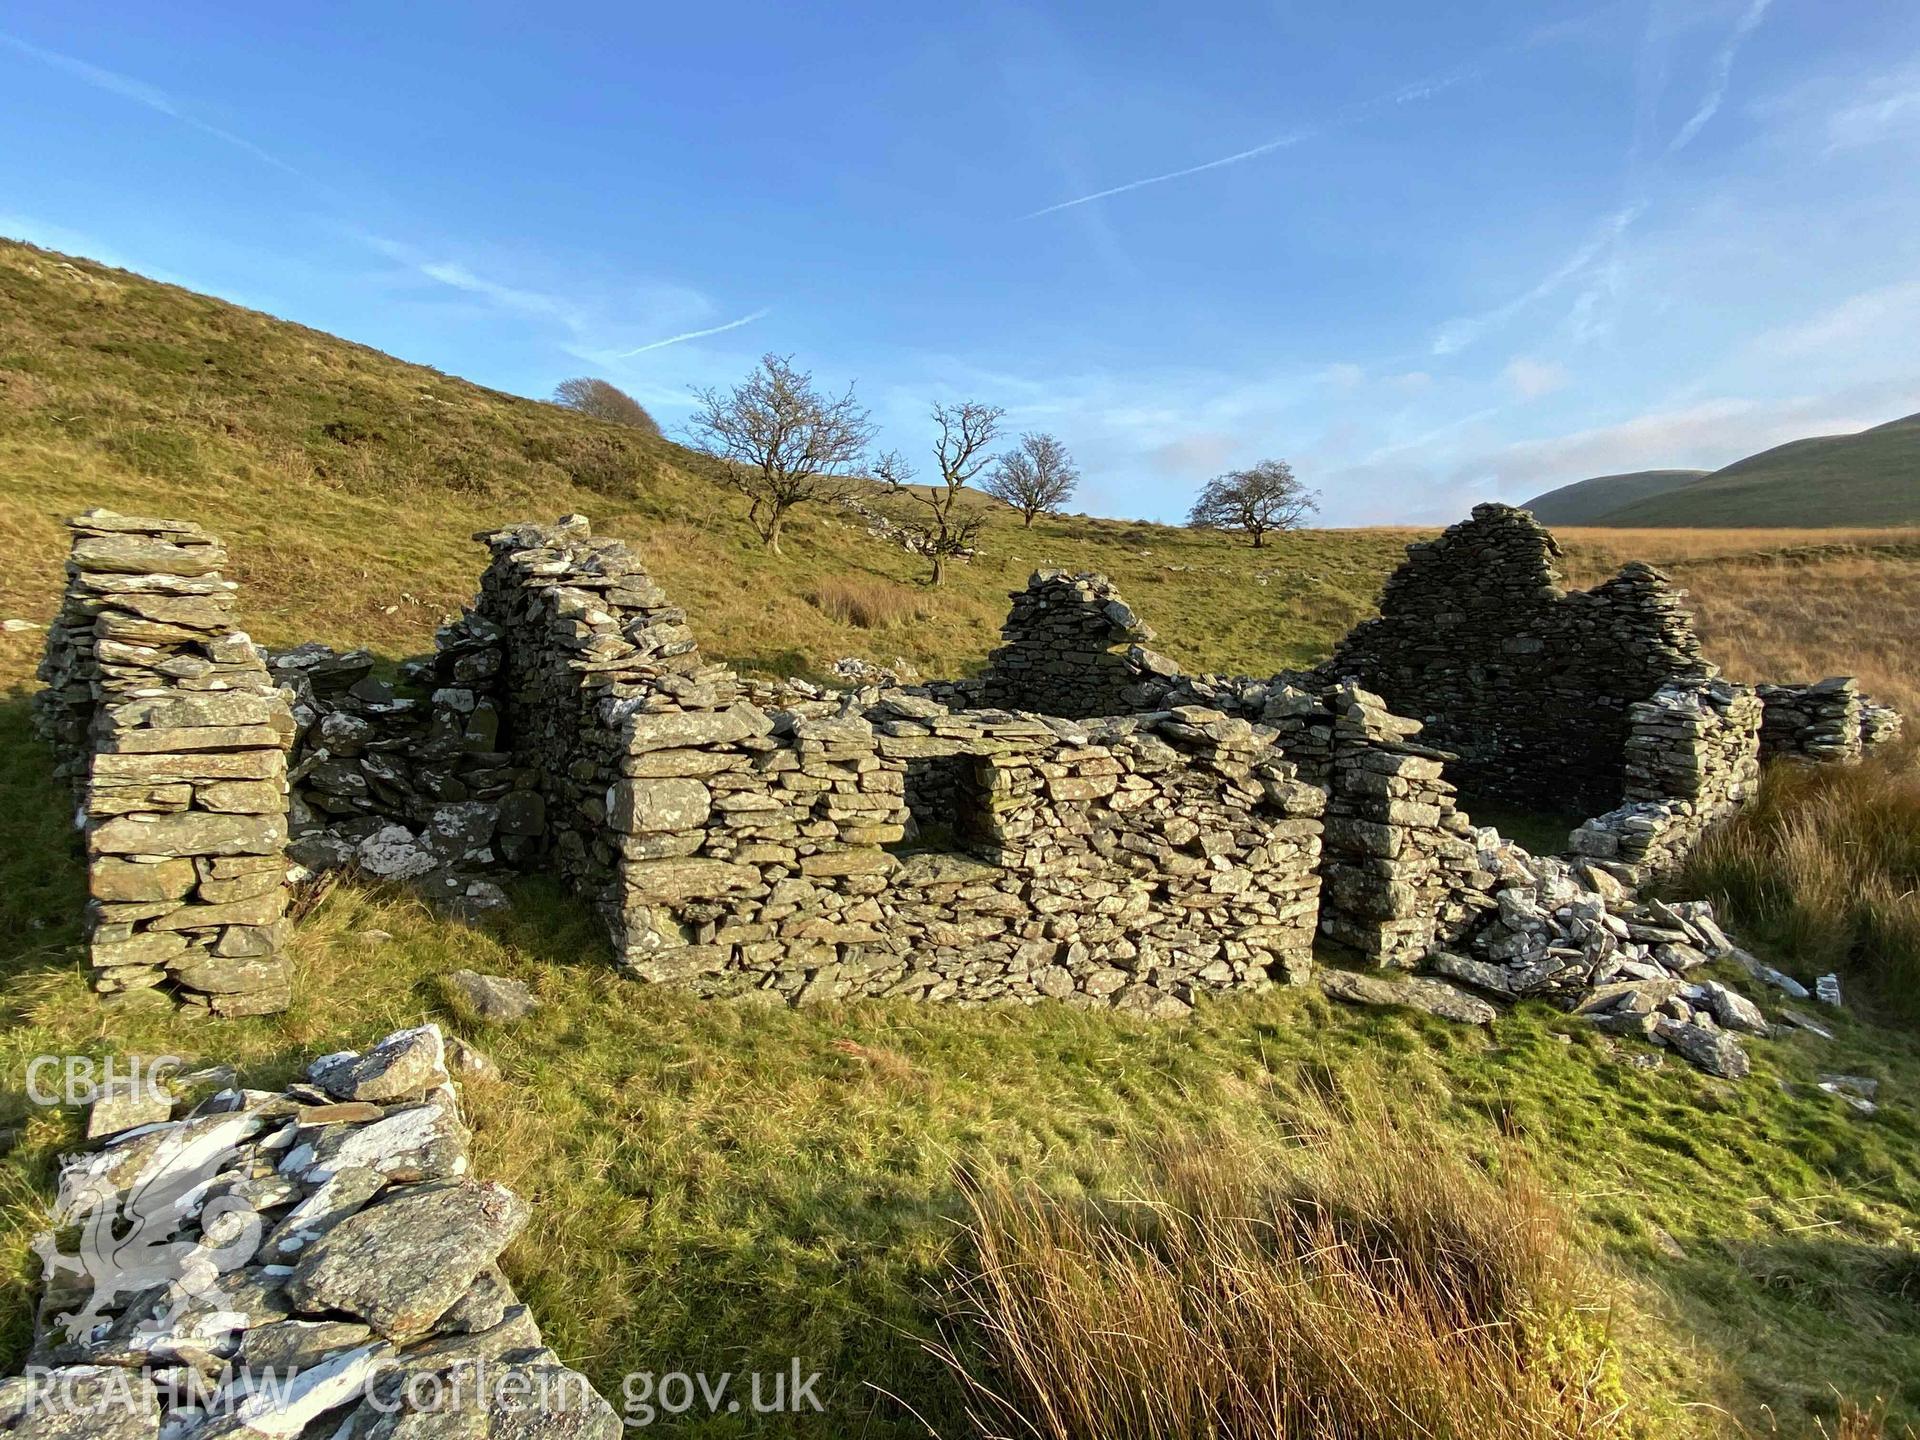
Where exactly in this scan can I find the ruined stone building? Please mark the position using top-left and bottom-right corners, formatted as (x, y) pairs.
(36, 502), (1900, 1018)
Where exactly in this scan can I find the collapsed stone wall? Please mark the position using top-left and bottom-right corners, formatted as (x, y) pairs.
(1322, 504), (1712, 817)
(34, 512), (297, 1017)
(608, 694), (1326, 1010)
(1568, 679), (1763, 886)
(979, 570), (1171, 718)
(13, 1024), (621, 1438)
(269, 618), (533, 915)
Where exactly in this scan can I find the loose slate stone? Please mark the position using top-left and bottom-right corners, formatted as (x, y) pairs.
(311, 1026), (450, 1103)
(445, 970), (540, 1022)
(286, 1180), (530, 1340)
(1657, 1020), (1751, 1080)
(1317, 968), (1497, 1026)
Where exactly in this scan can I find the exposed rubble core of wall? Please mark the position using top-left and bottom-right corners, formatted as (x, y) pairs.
(270, 622), (527, 916)
(608, 694), (1326, 1010)
(1321, 504), (1712, 817)
(978, 570), (1171, 718)
(8, 1024), (622, 1439)
(34, 512), (297, 1017)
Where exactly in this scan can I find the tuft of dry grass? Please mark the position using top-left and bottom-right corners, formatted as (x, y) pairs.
(1674, 742), (1920, 1025)
(938, 1083), (1626, 1440)
(1821, 1397), (1920, 1440)
(805, 576), (931, 629)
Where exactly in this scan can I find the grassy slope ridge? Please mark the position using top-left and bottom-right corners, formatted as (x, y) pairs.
(1602, 412), (1920, 528)
(0, 237), (1409, 680)
(3, 237), (1920, 1435)
(1521, 469), (1710, 525)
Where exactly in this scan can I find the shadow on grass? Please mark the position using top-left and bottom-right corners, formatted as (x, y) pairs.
(0, 688), (85, 990)
(1657, 1233), (1920, 1425)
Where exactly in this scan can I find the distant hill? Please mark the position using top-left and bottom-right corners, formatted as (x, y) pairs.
(1524, 411), (1920, 528)
(1521, 470), (1708, 525)
(1600, 412), (1920, 527)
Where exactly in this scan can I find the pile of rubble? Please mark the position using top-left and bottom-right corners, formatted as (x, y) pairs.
(33, 512), (298, 1017)
(8, 1025), (620, 1439)
(1428, 839), (1824, 1079)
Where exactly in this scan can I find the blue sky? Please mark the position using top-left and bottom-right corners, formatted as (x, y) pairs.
(2, 1), (1916, 524)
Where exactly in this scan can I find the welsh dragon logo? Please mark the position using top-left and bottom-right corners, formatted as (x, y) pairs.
(33, 1114), (265, 1344)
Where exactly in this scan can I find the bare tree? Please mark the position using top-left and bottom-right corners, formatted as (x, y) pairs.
(983, 432), (1079, 527)
(877, 400), (1005, 584)
(552, 377), (662, 436)
(687, 354), (876, 553)
(1186, 460), (1318, 547)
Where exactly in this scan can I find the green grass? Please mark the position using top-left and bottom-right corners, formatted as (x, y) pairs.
(0, 236), (1413, 681)
(3, 235), (1920, 1436)
(4, 680), (1919, 1434)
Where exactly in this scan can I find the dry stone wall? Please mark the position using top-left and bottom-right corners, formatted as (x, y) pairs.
(471, 515), (748, 931)
(34, 512), (296, 1017)
(979, 570), (1170, 718)
(1754, 677), (1902, 762)
(1568, 679), (1762, 886)
(36, 503), (1905, 1031)
(608, 694), (1326, 1010)
(1323, 504), (1711, 816)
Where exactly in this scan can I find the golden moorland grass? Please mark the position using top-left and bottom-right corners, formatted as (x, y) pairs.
(941, 1084), (1625, 1440)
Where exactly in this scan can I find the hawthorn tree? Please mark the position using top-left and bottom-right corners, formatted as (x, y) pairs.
(552, 377), (662, 436)
(876, 400), (1005, 585)
(983, 432), (1079, 526)
(686, 354), (876, 553)
(1187, 460), (1318, 547)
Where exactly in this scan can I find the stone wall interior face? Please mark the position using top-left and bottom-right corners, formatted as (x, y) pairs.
(34, 511), (296, 1016)
(609, 696), (1326, 1011)
(1323, 504), (1712, 817)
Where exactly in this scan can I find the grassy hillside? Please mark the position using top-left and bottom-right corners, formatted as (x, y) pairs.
(0, 237), (1411, 681)
(1591, 413), (1920, 529)
(4, 237), (1920, 1436)
(1522, 469), (1709, 524)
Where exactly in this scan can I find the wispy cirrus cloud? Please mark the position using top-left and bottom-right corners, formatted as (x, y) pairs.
(0, 30), (307, 178)
(1017, 5), (1629, 222)
(362, 233), (768, 377)
(1430, 204), (1643, 356)
(1668, 0), (1772, 152)
(1019, 61), (1484, 220)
